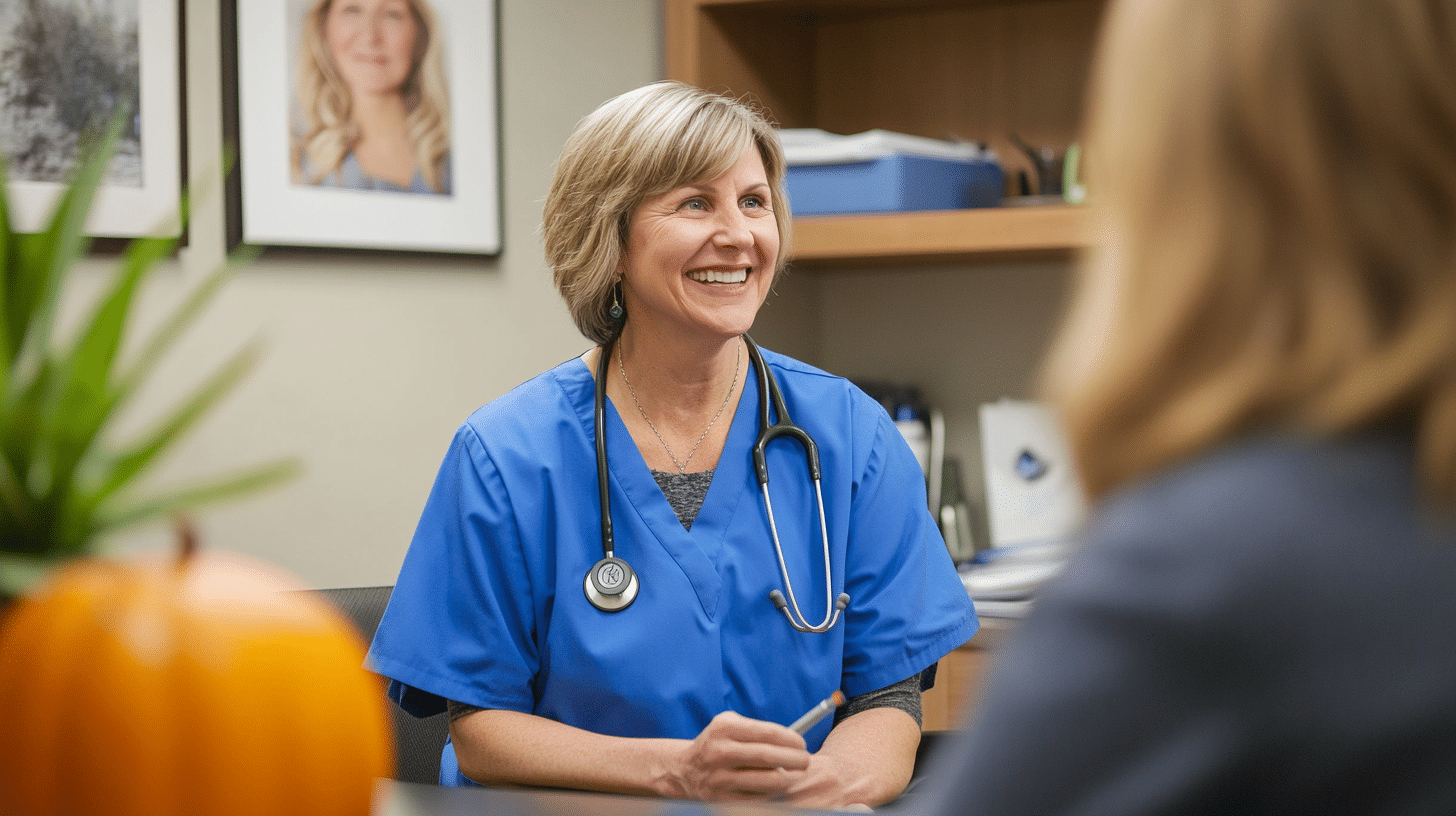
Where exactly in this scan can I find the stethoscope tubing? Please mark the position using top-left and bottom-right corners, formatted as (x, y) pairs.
(760, 478), (841, 632)
(592, 334), (847, 632)
(743, 338), (845, 633)
(594, 338), (617, 559)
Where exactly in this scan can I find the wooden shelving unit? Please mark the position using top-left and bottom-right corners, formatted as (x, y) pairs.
(664, 0), (1106, 267)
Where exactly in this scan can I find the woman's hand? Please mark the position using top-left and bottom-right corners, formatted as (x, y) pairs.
(660, 711), (811, 801)
(783, 706), (921, 810)
(781, 751), (878, 810)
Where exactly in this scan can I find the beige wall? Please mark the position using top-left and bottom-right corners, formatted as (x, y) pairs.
(73, 0), (1067, 587)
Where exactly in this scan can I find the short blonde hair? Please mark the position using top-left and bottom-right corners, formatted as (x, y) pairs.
(295, 0), (451, 192)
(1043, 0), (1456, 503)
(542, 81), (791, 345)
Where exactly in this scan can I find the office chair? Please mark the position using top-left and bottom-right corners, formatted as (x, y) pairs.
(314, 585), (450, 785)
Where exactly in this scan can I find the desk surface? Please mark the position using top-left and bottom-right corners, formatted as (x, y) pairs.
(374, 780), (864, 816)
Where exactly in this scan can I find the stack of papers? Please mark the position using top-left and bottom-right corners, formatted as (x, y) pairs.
(778, 128), (994, 166)
(959, 539), (1074, 620)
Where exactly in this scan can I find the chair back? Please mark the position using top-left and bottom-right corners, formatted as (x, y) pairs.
(315, 586), (450, 785)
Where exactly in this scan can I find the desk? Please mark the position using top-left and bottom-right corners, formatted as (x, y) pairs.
(374, 780), (856, 816)
(919, 620), (1013, 731)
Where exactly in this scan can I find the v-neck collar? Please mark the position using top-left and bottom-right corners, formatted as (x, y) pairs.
(563, 355), (760, 620)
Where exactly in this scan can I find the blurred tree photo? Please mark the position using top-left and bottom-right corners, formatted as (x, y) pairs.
(0, 0), (141, 184)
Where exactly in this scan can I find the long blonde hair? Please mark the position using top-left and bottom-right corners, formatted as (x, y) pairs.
(295, 0), (451, 192)
(1043, 0), (1456, 503)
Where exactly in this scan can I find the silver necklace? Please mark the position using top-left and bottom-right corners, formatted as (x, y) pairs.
(618, 341), (741, 474)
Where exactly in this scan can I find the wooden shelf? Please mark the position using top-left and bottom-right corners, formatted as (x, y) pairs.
(790, 205), (1089, 267)
(666, 0), (1104, 267)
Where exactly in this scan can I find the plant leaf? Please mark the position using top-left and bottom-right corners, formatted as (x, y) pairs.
(113, 255), (236, 403)
(0, 360), (57, 551)
(38, 234), (179, 516)
(0, 152), (12, 367)
(0, 449), (32, 537)
(94, 459), (301, 538)
(1, 117), (295, 562)
(0, 551), (58, 597)
(56, 338), (270, 550)
(89, 341), (264, 511)
(6, 115), (125, 389)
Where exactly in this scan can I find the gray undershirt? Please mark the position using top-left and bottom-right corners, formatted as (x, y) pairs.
(447, 467), (925, 727)
(652, 468), (714, 530)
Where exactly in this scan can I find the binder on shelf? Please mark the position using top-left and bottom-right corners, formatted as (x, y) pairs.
(779, 128), (1003, 216)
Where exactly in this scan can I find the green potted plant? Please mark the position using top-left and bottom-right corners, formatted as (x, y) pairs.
(0, 124), (394, 816)
(0, 118), (297, 596)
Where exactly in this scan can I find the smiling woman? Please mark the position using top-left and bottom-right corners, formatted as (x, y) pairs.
(362, 81), (977, 809)
(292, 0), (451, 195)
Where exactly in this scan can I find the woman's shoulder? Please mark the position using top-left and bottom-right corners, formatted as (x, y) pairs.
(755, 345), (898, 453)
(457, 356), (592, 440)
(757, 346), (877, 406)
(295, 150), (360, 189)
(300, 150), (449, 195)
(1076, 431), (1427, 599)
(757, 345), (836, 377)
(1099, 432), (1416, 537)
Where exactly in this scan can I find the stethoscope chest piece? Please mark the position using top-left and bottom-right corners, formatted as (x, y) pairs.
(585, 555), (639, 612)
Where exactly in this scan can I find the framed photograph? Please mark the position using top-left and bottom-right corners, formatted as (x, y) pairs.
(0, 0), (183, 238)
(225, 0), (500, 255)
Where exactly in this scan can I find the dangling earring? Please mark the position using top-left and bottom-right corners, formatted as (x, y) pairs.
(609, 283), (624, 320)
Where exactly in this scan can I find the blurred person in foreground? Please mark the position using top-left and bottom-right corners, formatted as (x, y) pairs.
(918, 0), (1456, 813)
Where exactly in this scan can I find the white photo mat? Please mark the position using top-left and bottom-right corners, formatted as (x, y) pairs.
(232, 0), (500, 254)
(5, 0), (182, 238)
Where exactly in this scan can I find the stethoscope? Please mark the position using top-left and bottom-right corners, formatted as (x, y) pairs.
(586, 334), (850, 633)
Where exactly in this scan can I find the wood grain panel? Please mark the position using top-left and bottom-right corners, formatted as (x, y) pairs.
(921, 625), (1009, 731)
(791, 205), (1088, 265)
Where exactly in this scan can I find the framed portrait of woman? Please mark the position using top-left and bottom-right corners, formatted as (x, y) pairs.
(224, 0), (500, 254)
(0, 0), (182, 238)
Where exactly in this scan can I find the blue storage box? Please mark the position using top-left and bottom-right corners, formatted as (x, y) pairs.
(786, 156), (1003, 216)
(778, 128), (1004, 216)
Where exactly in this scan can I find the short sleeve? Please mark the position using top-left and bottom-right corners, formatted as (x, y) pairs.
(366, 424), (542, 718)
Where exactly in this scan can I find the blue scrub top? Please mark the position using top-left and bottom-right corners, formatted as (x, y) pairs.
(367, 347), (978, 786)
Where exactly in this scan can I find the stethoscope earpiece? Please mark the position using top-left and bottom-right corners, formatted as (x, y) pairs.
(769, 590), (851, 633)
(585, 556), (639, 612)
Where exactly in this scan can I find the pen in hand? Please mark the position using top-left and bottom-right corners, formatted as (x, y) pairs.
(789, 690), (845, 734)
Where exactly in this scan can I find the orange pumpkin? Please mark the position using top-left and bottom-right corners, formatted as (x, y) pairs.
(0, 545), (393, 816)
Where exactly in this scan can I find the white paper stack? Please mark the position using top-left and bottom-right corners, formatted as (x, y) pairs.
(777, 128), (992, 166)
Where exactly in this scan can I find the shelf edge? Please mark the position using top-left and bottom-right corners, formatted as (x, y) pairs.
(790, 205), (1089, 264)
